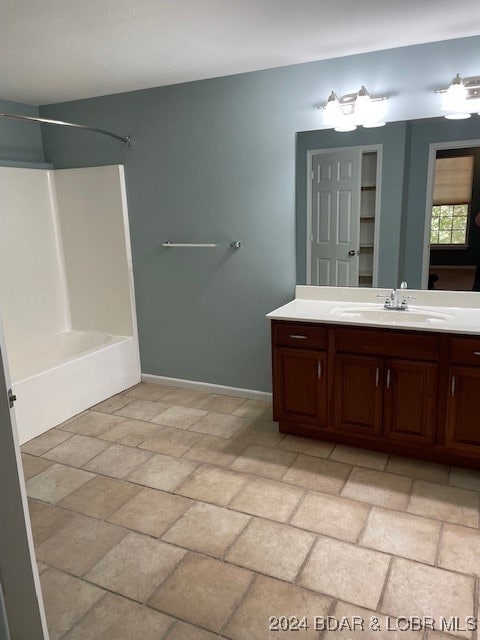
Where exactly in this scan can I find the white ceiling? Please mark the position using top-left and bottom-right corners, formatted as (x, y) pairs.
(2, 0), (480, 106)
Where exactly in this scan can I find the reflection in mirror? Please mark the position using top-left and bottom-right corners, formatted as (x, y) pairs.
(428, 147), (480, 291)
(297, 117), (480, 292)
(307, 146), (380, 288)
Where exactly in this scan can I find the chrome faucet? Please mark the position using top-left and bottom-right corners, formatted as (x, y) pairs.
(384, 289), (407, 310)
(378, 282), (415, 311)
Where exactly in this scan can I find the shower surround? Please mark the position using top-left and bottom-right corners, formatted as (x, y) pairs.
(0, 164), (141, 444)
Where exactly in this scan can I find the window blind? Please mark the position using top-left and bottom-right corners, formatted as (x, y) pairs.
(433, 155), (474, 205)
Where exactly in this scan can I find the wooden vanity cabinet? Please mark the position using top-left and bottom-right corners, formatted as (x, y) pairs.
(334, 355), (437, 443)
(383, 359), (438, 444)
(271, 320), (480, 469)
(446, 366), (480, 452)
(273, 348), (327, 427)
(271, 322), (328, 427)
(334, 354), (383, 436)
(445, 336), (480, 453)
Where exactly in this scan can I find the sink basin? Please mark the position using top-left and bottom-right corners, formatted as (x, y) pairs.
(330, 306), (454, 324)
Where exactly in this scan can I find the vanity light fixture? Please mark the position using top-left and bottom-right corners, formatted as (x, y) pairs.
(320, 86), (387, 132)
(436, 74), (480, 120)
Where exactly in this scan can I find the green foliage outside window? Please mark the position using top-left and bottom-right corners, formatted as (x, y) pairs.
(430, 204), (469, 246)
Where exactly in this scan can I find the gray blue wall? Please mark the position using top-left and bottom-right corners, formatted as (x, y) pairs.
(0, 99), (46, 167)
(39, 35), (480, 391)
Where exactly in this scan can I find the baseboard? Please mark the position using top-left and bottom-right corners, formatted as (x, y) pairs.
(141, 373), (272, 402)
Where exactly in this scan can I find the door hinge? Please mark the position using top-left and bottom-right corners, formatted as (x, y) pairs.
(310, 233), (314, 242)
(8, 389), (16, 409)
(309, 170), (314, 180)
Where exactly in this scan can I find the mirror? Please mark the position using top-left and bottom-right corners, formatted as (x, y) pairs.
(296, 116), (480, 291)
(428, 147), (480, 291)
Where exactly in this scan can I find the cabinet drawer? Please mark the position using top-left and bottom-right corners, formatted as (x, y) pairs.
(450, 336), (480, 366)
(273, 322), (327, 350)
(335, 327), (439, 361)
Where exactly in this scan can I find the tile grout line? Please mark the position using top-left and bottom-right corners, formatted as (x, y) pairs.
(57, 590), (110, 640)
(285, 487), (309, 526)
(220, 514), (254, 562)
(292, 534), (320, 587)
(22, 430), (76, 458)
(35, 487), (480, 586)
(375, 554), (395, 613)
(139, 546), (190, 607)
(354, 504), (374, 545)
(218, 571), (258, 637)
(179, 433), (252, 465)
(317, 599), (338, 640)
(67, 389), (478, 487)
(155, 500), (199, 542)
(32, 388), (480, 636)
(143, 552), (193, 609)
(434, 521), (445, 567)
(40, 548), (475, 640)
(52, 405), (469, 491)
(27, 445), (480, 544)
(27, 432), (480, 556)
(337, 461), (356, 496)
(474, 577), (479, 640)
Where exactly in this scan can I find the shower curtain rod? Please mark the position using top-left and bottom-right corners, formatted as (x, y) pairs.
(0, 112), (131, 147)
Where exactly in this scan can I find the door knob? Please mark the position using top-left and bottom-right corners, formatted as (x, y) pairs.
(348, 250), (359, 257)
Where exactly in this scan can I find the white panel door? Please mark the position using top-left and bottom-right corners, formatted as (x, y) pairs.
(310, 149), (361, 286)
(0, 320), (48, 639)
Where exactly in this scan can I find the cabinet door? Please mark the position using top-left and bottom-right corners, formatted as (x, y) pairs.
(446, 366), (480, 452)
(334, 354), (383, 436)
(273, 348), (327, 427)
(384, 359), (437, 444)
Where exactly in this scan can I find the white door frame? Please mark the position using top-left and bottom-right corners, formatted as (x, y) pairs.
(306, 144), (383, 286)
(0, 314), (48, 639)
(421, 138), (480, 290)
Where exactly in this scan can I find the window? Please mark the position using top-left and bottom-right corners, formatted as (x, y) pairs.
(430, 204), (469, 245)
(430, 155), (474, 248)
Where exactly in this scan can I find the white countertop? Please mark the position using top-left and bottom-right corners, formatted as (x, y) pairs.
(267, 286), (480, 335)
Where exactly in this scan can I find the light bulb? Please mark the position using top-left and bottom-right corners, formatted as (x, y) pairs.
(361, 97), (386, 128)
(334, 111), (357, 132)
(323, 92), (342, 127)
(442, 74), (469, 117)
(444, 112), (471, 120)
(354, 86), (372, 125)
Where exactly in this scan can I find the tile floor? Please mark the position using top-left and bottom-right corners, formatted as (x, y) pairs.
(21, 383), (480, 639)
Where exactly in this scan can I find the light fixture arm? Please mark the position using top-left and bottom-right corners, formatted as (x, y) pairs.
(318, 90), (387, 113)
(434, 74), (480, 98)
(318, 86), (388, 131)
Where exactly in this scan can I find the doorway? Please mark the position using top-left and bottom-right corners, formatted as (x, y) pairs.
(306, 145), (381, 287)
(423, 140), (480, 290)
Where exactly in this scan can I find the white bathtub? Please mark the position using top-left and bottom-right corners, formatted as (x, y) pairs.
(12, 330), (141, 445)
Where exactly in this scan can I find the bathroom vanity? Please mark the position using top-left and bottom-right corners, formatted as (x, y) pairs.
(268, 286), (480, 470)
